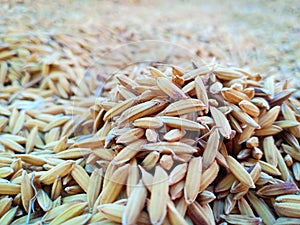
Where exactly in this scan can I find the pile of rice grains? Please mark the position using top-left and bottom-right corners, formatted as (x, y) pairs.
(0, 32), (300, 225)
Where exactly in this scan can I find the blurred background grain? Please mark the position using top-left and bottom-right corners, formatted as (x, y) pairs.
(1, 0), (299, 80)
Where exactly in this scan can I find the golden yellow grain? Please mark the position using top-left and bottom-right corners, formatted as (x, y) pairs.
(254, 125), (282, 136)
(87, 168), (103, 210)
(237, 197), (255, 217)
(56, 148), (92, 159)
(187, 201), (211, 225)
(25, 118), (48, 131)
(251, 97), (270, 110)
(213, 68), (245, 80)
(228, 114), (243, 133)
(182, 80), (195, 94)
(0, 183), (21, 195)
(145, 128), (159, 142)
(139, 165), (154, 192)
(126, 159), (140, 197)
(148, 66), (168, 78)
(199, 160), (219, 192)
(163, 98), (206, 116)
(258, 106), (280, 128)
(158, 116), (205, 131)
(14, 154), (46, 166)
(273, 120), (300, 128)
(93, 147), (116, 161)
(141, 151), (160, 171)
(246, 191), (275, 225)
(220, 214), (262, 225)
(71, 164), (90, 192)
(123, 180), (147, 225)
(171, 72), (187, 87)
(118, 99), (168, 126)
(113, 139), (146, 164)
(49, 202), (87, 225)
(197, 190), (216, 205)
(42, 202), (77, 222)
(163, 129), (186, 142)
(226, 156), (255, 188)
(0, 117), (8, 132)
(282, 103), (300, 138)
(39, 160), (75, 185)
(230, 105), (260, 128)
(184, 156), (202, 204)
(215, 173), (236, 192)
(25, 126), (38, 153)
(159, 154), (174, 170)
(239, 99), (260, 117)
(143, 141), (197, 154)
(292, 162), (300, 181)
(275, 194), (300, 203)
(98, 203), (151, 225)
(64, 185), (83, 194)
(0, 138), (25, 153)
(88, 212), (107, 223)
(202, 129), (220, 169)
(157, 77), (187, 100)
(275, 150), (291, 182)
(257, 182), (299, 197)
(282, 144), (300, 161)
(247, 158), (281, 176)
(224, 193), (236, 214)
(51, 176), (62, 200)
(0, 167), (14, 178)
(43, 116), (70, 132)
(0, 61), (8, 85)
(274, 217), (300, 225)
(116, 127), (145, 144)
(149, 166), (169, 224)
(167, 199), (189, 225)
(118, 85), (137, 99)
(0, 197), (12, 218)
(53, 136), (68, 153)
(274, 202), (300, 218)
(116, 74), (139, 94)
(182, 66), (210, 80)
(170, 180), (185, 200)
(195, 76), (209, 113)
(20, 170), (34, 212)
(168, 163), (188, 185)
(263, 136), (278, 166)
(60, 214), (92, 225)
(221, 87), (250, 104)
(0, 206), (18, 225)
(37, 189), (53, 212)
(12, 110), (25, 134)
(98, 164), (129, 205)
(210, 106), (231, 139)
(103, 97), (136, 121)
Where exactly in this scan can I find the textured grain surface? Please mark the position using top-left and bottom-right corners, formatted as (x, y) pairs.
(0, 0), (300, 224)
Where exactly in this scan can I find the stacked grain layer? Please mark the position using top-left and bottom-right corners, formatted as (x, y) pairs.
(0, 33), (300, 225)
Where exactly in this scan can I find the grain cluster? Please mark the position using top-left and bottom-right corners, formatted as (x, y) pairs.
(0, 32), (300, 225)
